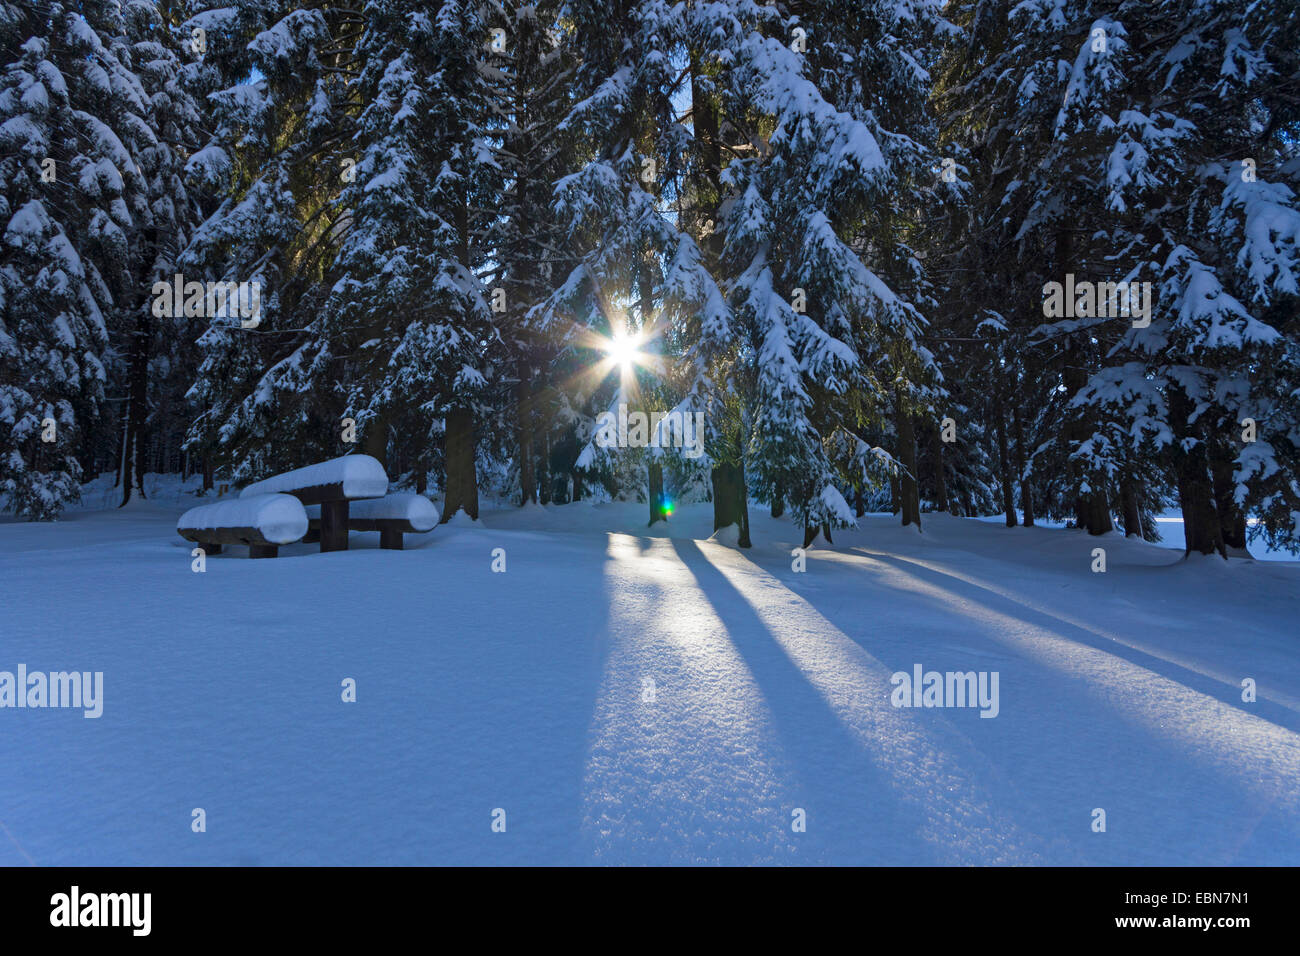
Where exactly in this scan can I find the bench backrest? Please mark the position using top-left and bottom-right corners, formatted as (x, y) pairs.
(239, 454), (389, 505)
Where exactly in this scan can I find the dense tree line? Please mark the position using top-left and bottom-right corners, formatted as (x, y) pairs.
(2, 0), (1297, 558)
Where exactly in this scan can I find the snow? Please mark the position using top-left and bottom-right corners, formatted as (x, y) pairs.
(239, 454), (389, 501)
(305, 493), (439, 531)
(708, 522), (744, 548)
(177, 493), (307, 545)
(2, 486), (1298, 865)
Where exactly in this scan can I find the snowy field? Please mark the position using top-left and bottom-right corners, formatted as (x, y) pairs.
(2, 482), (1299, 865)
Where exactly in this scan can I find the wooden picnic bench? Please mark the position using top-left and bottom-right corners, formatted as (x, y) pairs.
(177, 493), (309, 559)
(305, 493), (439, 550)
(239, 454), (389, 552)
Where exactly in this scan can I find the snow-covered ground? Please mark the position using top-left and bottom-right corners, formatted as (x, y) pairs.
(2, 479), (1298, 865)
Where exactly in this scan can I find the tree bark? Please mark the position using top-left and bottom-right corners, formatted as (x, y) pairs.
(1210, 439), (1249, 553)
(1169, 393), (1223, 557)
(1083, 488), (1113, 536)
(440, 407), (479, 522)
(996, 407), (1017, 527)
(711, 462), (751, 547)
(1178, 464), (1223, 556)
(931, 428), (948, 513)
(648, 461), (667, 525)
(1012, 403), (1033, 526)
(1057, 230), (1111, 536)
(118, 314), (150, 505)
(538, 429), (551, 504)
(896, 390), (921, 528)
(517, 382), (535, 506)
(803, 518), (832, 548)
(1120, 477), (1142, 539)
(771, 481), (785, 518)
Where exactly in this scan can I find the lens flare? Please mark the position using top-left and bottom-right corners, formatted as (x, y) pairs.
(607, 331), (642, 370)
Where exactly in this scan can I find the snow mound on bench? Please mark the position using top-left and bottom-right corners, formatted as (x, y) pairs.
(239, 454), (389, 501)
(305, 493), (439, 531)
(177, 494), (308, 544)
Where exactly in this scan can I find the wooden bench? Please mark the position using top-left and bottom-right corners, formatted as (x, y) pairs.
(240, 454), (388, 552)
(305, 494), (439, 550)
(177, 494), (309, 559)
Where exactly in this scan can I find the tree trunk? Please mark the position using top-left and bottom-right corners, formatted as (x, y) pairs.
(1120, 477), (1142, 539)
(803, 518), (833, 549)
(538, 429), (551, 504)
(895, 390), (921, 528)
(440, 407), (479, 522)
(571, 469), (582, 502)
(1057, 230), (1110, 535)
(1178, 464), (1223, 557)
(771, 481), (785, 518)
(1169, 394), (1223, 557)
(711, 462), (751, 547)
(1012, 404), (1033, 526)
(1210, 440), (1249, 553)
(118, 320), (150, 505)
(648, 461), (667, 525)
(1083, 488), (1113, 536)
(931, 428), (948, 513)
(996, 408), (1017, 527)
(517, 382), (535, 506)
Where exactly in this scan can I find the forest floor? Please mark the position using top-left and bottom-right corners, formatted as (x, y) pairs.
(2, 478), (1299, 864)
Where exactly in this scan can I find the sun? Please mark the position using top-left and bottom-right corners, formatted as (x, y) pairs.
(606, 330), (644, 371)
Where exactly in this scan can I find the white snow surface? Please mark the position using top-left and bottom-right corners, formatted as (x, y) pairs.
(2, 483), (1298, 865)
(305, 493), (439, 531)
(176, 493), (308, 544)
(239, 454), (389, 501)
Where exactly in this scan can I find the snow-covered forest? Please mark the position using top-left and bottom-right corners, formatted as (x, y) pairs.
(2, 1), (1300, 870)
(3, 0), (1298, 556)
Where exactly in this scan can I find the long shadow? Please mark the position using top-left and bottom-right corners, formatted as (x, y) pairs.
(855, 549), (1300, 736)
(800, 546), (1300, 861)
(668, 538), (960, 865)
(698, 542), (1300, 864)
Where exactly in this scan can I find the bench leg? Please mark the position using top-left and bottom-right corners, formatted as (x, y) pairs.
(249, 545), (278, 559)
(320, 500), (350, 552)
(380, 527), (404, 550)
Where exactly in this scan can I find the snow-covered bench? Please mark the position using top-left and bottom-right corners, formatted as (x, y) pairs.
(177, 494), (309, 559)
(306, 494), (438, 550)
(240, 454), (388, 552)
